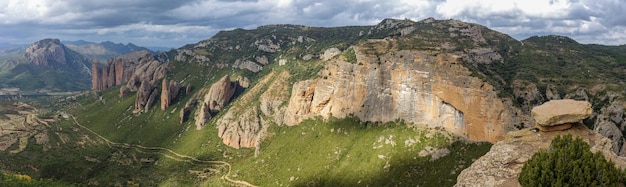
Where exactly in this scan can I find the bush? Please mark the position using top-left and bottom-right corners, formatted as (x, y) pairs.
(519, 134), (622, 186)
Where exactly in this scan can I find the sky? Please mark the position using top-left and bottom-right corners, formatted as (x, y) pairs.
(1, 0), (625, 48)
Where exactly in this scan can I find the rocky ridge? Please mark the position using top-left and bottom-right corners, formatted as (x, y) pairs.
(91, 50), (151, 90)
(284, 42), (523, 143)
(455, 100), (626, 187)
(117, 54), (168, 113)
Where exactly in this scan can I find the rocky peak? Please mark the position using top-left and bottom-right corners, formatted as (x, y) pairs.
(160, 78), (181, 110)
(531, 99), (592, 127)
(456, 100), (626, 187)
(117, 53), (168, 113)
(24, 38), (67, 66)
(194, 75), (238, 129)
(92, 50), (151, 90)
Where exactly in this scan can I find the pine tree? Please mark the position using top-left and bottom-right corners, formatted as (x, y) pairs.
(519, 134), (623, 186)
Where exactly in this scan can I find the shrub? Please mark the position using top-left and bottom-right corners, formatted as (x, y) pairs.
(519, 134), (622, 186)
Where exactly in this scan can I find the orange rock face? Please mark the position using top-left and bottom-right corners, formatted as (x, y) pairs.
(91, 50), (150, 91)
(284, 43), (525, 143)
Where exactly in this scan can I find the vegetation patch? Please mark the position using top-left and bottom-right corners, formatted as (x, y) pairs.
(229, 117), (492, 186)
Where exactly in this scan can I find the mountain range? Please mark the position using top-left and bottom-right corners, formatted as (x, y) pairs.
(0, 39), (158, 92)
(0, 17), (626, 186)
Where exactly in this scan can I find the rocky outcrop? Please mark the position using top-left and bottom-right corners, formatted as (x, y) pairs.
(284, 41), (525, 143)
(118, 54), (167, 113)
(160, 78), (181, 110)
(456, 124), (626, 187)
(214, 71), (290, 148)
(455, 101), (626, 187)
(194, 75), (237, 129)
(531, 99), (592, 126)
(205, 75), (237, 113)
(194, 102), (212, 130)
(594, 95), (626, 155)
(24, 39), (67, 66)
(92, 50), (151, 90)
(218, 106), (262, 148)
(321, 48), (341, 60)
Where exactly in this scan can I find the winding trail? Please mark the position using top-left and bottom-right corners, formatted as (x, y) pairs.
(70, 116), (257, 187)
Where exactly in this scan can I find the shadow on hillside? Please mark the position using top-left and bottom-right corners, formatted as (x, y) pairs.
(291, 141), (491, 187)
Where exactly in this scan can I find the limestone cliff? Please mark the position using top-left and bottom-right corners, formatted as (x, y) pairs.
(91, 50), (151, 90)
(284, 41), (524, 143)
(118, 53), (167, 113)
(214, 71), (290, 148)
(194, 75), (238, 129)
(160, 78), (181, 110)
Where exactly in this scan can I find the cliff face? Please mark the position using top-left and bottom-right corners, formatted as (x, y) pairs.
(284, 42), (524, 143)
(160, 78), (181, 110)
(116, 53), (167, 113)
(214, 71), (290, 148)
(194, 75), (238, 130)
(91, 50), (151, 90)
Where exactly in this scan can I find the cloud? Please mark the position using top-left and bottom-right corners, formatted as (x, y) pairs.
(0, 0), (625, 47)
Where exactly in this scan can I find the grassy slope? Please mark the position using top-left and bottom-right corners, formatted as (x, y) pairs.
(227, 117), (491, 186)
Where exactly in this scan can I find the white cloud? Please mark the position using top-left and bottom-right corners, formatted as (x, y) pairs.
(1, 0), (625, 47)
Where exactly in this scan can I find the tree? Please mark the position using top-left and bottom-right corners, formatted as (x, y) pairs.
(519, 134), (622, 186)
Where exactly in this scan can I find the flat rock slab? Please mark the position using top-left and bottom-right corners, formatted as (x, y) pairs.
(532, 99), (592, 126)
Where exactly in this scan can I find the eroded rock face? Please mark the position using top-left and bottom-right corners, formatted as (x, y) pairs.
(214, 71), (290, 148)
(205, 75), (237, 113)
(218, 107), (262, 148)
(194, 75), (237, 129)
(455, 124), (626, 187)
(117, 54), (168, 113)
(284, 43), (524, 143)
(160, 78), (181, 110)
(531, 99), (592, 126)
(92, 50), (151, 91)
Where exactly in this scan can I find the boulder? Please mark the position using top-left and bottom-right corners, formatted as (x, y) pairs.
(321, 48), (341, 60)
(531, 99), (592, 126)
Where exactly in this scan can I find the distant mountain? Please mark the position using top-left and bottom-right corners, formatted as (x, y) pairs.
(144, 46), (174, 52)
(63, 40), (154, 62)
(0, 39), (92, 92)
(0, 43), (27, 50)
